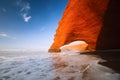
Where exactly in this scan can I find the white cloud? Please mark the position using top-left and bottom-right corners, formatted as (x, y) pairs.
(16, 0), (31, 22)
(23, 13), (31, 22)
(0, 33), (16, 39)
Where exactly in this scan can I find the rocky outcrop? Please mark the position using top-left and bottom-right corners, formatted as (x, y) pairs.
(49, 0), (110, 52)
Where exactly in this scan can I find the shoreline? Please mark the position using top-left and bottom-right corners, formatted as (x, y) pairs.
(81, 50), (120, 73)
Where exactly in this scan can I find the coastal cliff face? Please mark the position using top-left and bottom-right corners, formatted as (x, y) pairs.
(96, 0), (120, 50)
(49, 0), (109, 52)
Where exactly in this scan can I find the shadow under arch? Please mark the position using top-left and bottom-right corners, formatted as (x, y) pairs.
(96, 0), (120, 50)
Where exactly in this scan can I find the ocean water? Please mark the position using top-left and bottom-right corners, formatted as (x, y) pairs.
(0, 50), (120, 80)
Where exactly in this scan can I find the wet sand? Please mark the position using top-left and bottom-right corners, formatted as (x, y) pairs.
(82, 50), (120, 73)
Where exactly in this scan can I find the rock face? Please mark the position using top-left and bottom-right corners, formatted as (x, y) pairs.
(96, 0), (120, 50)
(49, 0), (111, 52)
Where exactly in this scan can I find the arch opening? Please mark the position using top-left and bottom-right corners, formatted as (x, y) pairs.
(60, 40), (88, 52)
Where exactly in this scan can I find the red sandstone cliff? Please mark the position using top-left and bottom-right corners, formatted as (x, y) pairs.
(49, 0), (109, 52)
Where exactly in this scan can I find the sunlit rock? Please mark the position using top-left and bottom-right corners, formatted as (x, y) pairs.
(60, 41), (88, 52)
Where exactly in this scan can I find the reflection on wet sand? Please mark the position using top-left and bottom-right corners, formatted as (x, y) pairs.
(51, 52), (120, 80)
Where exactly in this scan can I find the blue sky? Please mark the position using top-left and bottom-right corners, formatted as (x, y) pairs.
(0, 0), (68, 51)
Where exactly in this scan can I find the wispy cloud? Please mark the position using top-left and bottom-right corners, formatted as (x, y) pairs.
(0, 33), (16, 39)
(20, 2), (30, 12)
(0, 33), (8, 37)
(16, 0), (31, 22)
(2, 8), (7, 12)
